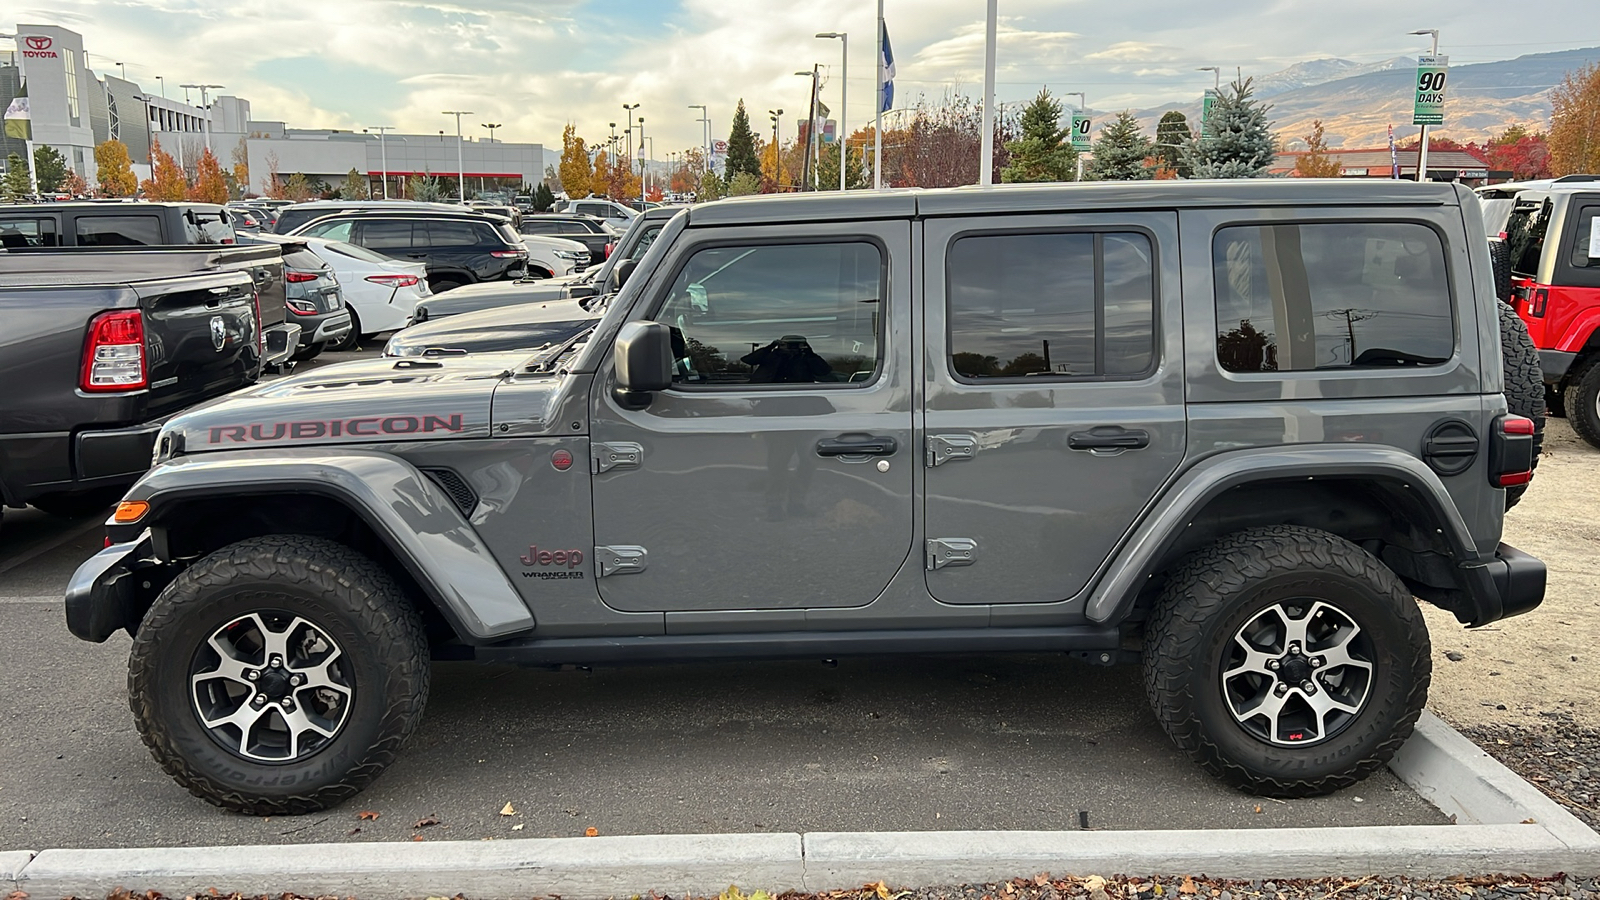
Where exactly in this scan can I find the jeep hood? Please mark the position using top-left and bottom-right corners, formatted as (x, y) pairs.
(158, 353), (560, 456)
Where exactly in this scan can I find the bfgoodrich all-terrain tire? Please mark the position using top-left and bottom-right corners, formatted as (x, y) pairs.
(1498, 300), (1545, 509)
(1142, 526), (1431, 798)
(128, 535), (429, 815)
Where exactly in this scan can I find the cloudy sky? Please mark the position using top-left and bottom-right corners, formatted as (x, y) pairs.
(10, 0), (1600, 154)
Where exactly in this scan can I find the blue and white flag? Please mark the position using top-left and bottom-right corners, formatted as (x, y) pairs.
(879, 21), (896, 113)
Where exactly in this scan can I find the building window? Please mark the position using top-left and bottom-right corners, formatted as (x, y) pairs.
(64, 52), (80, 126)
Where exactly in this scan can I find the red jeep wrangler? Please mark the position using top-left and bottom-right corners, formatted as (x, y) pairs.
(1503, 186), (1600, 447)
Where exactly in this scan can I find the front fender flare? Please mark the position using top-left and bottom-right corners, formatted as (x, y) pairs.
(1083, 445), (1485, 626)
(124, 449), (535, 642)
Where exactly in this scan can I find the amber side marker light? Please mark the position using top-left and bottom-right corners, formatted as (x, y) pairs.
(112, 501), (149, 524)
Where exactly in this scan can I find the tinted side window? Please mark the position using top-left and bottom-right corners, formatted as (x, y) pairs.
(1506, 201), (1548, 277)
(0, 217), (60, 247)
(303, 220), (354, 241)
(1572, 205), (1599, 269)
(1213, 222), (1453, 373)
(76, 215), (163, 246)
(360, 220), (415, 250)
(624, 224), (664, 261)
(654, 242), (883, 387)
(185, 211), (234, 245)
(947, 231), (1156, 379)
(427, 221), (482, 247)
(521, 221), (557, 234)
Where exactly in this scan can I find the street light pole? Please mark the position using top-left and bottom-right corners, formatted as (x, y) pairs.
(1065, 91), (1086, 181)
(874, 0), (884, 189)
(637, 117), (647, 204)
(364, 126), (393, 199)
(769, 109), (784, 187)
(441, 110), (474, 202)
(817, 32), (848, 191)
(688, 104), (710, 172)
(980, 0), (996, 186)
(1411, 28), (1440, 184)
(180, 83), (224, 156)
(481, 122), (501, 143)
(622, 103), (640, 185)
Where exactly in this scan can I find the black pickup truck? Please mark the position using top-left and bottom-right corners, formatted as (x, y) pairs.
(0, 246), (291, 521)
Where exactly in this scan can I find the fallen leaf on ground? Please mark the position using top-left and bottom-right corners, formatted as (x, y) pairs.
(412, 835), (424, 842)
(1034, 874), (1051, 887)
(1084, 876), (1107, 892)
(585, 826), (599, 837)
(1180, 876), (1198, 895)
(1521, 817), (1538, 824)
(870, 881), (893, 900)
(413, 816), (440, 829)
(357, 811), (380, 821)
(512, 824), (524, 831)
(1254, 805), (1263, 813)
(500, 802), (516, 816)
(347, 828), (361, 836)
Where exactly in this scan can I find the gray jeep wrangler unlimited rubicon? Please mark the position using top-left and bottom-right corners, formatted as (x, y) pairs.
(66, 181), (1546, 814)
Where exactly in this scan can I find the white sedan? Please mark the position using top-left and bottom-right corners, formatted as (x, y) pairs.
(300, 237), (432, 351)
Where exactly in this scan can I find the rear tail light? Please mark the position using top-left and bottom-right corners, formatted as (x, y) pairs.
(81, 310), (147, 392)
(1491, 414), (1536, 488)
(604, 243), (614, 260)
(490, 249), (528, 259)
(286, 298), (319, 315)
(285, 271), (319, 283)
(252, 290), (265, 355)
(366, 274), (421, 288)
(1529, 288), (1549, 318)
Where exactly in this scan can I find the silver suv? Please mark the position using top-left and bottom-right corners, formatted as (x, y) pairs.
(66, 181), (1545, 814)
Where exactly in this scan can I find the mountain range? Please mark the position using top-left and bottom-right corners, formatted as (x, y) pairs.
(1135, 46), (1600, 149)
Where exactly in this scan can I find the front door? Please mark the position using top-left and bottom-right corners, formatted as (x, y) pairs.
(589, 220), (915, 613)
(922, 212), (1186, 604)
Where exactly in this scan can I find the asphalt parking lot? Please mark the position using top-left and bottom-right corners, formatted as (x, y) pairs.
(0, 344), (1446, 850)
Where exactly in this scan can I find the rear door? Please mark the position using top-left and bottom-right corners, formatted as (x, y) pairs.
(921, 212), (1186, 604)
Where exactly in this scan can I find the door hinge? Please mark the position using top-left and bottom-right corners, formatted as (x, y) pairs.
(594, 545), (648, 577)
(926, 537), (978, 571)
(592, 442), (644, 474)
(926, 434), (978, 467)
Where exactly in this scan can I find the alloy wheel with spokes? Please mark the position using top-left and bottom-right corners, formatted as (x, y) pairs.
(1222, 600), (1374, 747)
(190, 611), (354, 763)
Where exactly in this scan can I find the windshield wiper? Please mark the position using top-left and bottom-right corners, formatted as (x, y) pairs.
(530, 325), (597, 373)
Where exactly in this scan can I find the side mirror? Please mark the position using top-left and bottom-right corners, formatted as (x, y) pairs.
(614, 321), (673, 406)
(613, 258), (638, 290)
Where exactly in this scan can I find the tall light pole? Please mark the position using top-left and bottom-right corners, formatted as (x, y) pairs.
(817, 32), (848, 191)
(979, 0), (996, 186)
(688, 104), (710, 171)
(442, 110), (473, 202)
(637, 117), (647, 203)
(644, 136), (655, 197)
(874, 0), (884, 189)
(180, 83), (224, 155)
(363, 126), (394, 199)
(481, 122), (501, 143)
(622, 102), (640, 179)
(1065, 91), (1086, 181)
(769, 109), (784, 187)
(1411, 28), (1440, 184)
(114, 61), (126, 80)
(1197, 66), (1220, 91)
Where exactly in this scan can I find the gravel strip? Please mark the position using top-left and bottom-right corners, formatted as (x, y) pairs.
(1456, 712), (1600, 831)
(50, 874), (1600, 900)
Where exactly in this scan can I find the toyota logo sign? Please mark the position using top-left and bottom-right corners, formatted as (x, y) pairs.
(21, 35), (59, 58)
(25, 36), (51, 51)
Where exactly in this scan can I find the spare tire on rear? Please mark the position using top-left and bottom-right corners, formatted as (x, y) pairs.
(1498, 300), (1543, 509)
(1489, 241), (1514, 304)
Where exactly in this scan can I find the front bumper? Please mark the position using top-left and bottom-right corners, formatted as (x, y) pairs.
(1458, 542), (1546, 627)
(292, 309), (353, 347)
(65, 532), (156, 642)
(1539, 349), (1577, 384)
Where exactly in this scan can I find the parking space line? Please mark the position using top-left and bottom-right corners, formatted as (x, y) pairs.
(0, 518), (102, 579)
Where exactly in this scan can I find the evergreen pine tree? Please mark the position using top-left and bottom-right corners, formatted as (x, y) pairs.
(2, 154), (32, 198)
(340, 167), (369, 199)
(534, 181), (556, 211)
(1154, 110), (1194, 177)
(1086, 112), (1154, 181)
(32, 145), (68, 192)
(726, 100), (761, 180)
(1000, 89), (1077, 183)
(1184, 77), (1278, 178)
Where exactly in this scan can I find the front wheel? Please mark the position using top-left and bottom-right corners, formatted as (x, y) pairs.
(1143, 526), (1430, 797)
(1564, 359), (1600, 450)
(325, 309), (362, 352)
(128, 535), (429, 814)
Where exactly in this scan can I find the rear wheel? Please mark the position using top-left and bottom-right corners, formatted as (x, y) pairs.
(128, 535), (429, 814)
(428, 279), (464, 293)
(1143, 526), (1430, 797)
(325, 310), (362, 352)
(1564, 359), (1600, 451)
(289, 341), (325, 362)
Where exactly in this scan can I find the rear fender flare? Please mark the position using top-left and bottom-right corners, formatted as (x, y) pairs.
(125, 449), (534, 642)
(1084, 445), (1483, 625)
(1555, 306), (1600, 354)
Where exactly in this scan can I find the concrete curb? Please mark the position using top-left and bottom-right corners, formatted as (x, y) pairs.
(7, 713), (1598, 899)
(14, 833), (804, 900)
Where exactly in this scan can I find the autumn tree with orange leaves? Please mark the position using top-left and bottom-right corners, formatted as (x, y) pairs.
(141, 139), (188, 201)
(188, 148), (229, 203)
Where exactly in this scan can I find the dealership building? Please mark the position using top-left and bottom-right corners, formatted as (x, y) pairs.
(3, 23), (544, 195)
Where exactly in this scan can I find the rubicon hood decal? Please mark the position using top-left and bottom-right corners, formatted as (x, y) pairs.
(209, 414), (466, 444)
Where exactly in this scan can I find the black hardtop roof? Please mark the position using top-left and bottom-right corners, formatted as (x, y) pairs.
(686, 179), (1467, 226)
(0, 200), (227, 213)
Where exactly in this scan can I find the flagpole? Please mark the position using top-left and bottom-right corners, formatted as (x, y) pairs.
(874, 0), (883, 190)
(979, 0), (996, 186)
(25, 139), (39, 196)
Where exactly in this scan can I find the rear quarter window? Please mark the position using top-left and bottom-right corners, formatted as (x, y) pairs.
(1213, 221), (1453, 373)
(0, 217), (61, 247)
(76, 215), (163, 246)
(359, 220), (416, 250)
